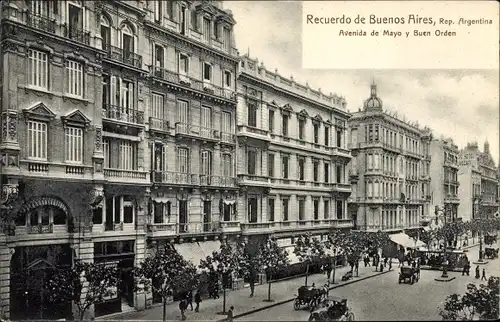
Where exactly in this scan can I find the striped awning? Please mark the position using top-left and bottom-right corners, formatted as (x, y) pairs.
(174, 243), (206, 273)
(198, 240), (221, 258)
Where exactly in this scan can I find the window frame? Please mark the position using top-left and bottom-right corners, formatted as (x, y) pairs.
(203, 62), (212, 83)
(27, 120), (48, 161)
(27, 49), (49, 90)
(64, 126), (84, 164)
(65, 59), (84, 98)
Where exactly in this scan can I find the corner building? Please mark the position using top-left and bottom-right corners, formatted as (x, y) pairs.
(236, 55), (353, 253)
(0, 0), (239, 319)
(348, 83), (432, 236)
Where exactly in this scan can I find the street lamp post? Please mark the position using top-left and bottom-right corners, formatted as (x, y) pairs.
(435, 206), (448, 278)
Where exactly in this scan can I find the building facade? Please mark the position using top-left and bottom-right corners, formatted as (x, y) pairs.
(458, 142), (499, 221)
(236, 55), (353, 250)
(0, 0), (240, 319)
(347, 82), (432, 234)
(429, 138), (460, 222)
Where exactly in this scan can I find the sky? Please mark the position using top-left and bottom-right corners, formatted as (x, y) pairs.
(223, 1), (500, 165)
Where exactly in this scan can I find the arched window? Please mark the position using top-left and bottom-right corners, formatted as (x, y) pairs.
(15, 205), (67, 234)
(100, 15), (111, 49)
(121, 24), (134, 53)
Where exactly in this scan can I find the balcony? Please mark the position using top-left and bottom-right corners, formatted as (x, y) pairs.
(332, 183), (351, 193)
(62, 24), (90, 45)
(332, 219), (354, 228)
(19, 160), (93, 180)
(104, 168), (149, 184)
(102, 105), (145, 126)
(444, 159), (459, 169)
(175, 122), (219, 142)
(151, 67), (236, 102)
(219, 221), (241, 233)
(151, 171), (199, 186)
(444, 180), (460, 186)
(199, 175), (237, 188)
(444, 194), (460, 203)
(365, 168), (383, 176)
(348, 169), (359, 179)
(147, 223), (177, 238)
(92, 222), (135, 235)
(241, 222), (276, 234)
(149, 117), (170, 133)
(238, 174), (271, 187)
(178, 222), (220, 234)
(220, 132), (236, 144)
(105, 45), (142, 69)
(237, 125), (270, 141)
(333, 147), (352, 159)
(25, 12), (56, 34)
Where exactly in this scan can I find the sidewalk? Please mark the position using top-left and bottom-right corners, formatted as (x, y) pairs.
(101, 263), (390, 321)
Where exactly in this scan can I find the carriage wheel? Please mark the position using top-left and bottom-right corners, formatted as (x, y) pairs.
(293, 299), (300, 311)
(347, 312), (355, 321)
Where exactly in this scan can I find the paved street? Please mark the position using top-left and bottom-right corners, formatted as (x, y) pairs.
(238, 244), (500, 321)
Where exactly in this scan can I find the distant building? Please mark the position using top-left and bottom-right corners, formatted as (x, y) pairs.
(429, 138), (460, 222)
(348, 82), (432, 235)
(458, 141), (499, 221)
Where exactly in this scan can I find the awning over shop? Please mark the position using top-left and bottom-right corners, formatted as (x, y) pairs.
(285, 246), (301, 265)
(174, 243), (206, 273)
(389, 233), (426, 249)
(198, 240), (221, 258)
(423, 226), (431, 231)
(406, 239), (426, 249)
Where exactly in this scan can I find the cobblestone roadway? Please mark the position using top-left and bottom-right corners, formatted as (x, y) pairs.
(238, 245), (499, 321)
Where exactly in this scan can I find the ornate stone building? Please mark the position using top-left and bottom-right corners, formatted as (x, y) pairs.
(0, 0), (239, 319)
(236, 55), (352, 255)
(348, 82), (432, 235)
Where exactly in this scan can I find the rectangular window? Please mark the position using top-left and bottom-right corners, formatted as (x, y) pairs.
(313, 161), (319, 182)
(28, 49), (48, 89)
(223, 71), (231, 88)
(336, 164), (342, 183)
(268, 199), (275, 222)
(282, 198), (289, 221)
(201, 150), (211, 175)
(153, 202), (164, 224)
(102, 74), (110, 106)
(247, 101), (257, 127)
(153, 143), (167, 171)
(324, 126), (330, 146)
(282, 115), (288, 136)
(66, 60), (83, 97)
(202, 17), (211, 42)
(323, 200), (330, 219)
(336, 129), (342, 148)
(324, 163), (330, 183)
(313, 199), (319, 220)
(222, 154), (232, 177)
(201, 106), (211, 128)
(65, 127), (83, 163)
(313, 124), (319, 144)
(179, 5), (187, 34)
(203, 63), (212, 82)
(221, 111), (231, 133)
(154, 45), (164, 68)
(248, 198), (258, 223)
(268, 153), (274, 177)
(177, 100), (189, 123)
(336, 200), (343, 219)
(179, 54), (189, 75)
(119, 141), (137, 170)
(298, 158), (305, 181)
(177, 148), (189, 173)
(166, 1), (173, 18)
(154, 1), (162, 22)
(298, 119), (305, 140)
(298, 199), (305, 221)
(120, 79), (134, 110)
(268, 110), (275, 133)
(281, 156), (289, 179)
(151, 93), (164, 119)
(247, 149), (256, 175)
(222, 27), (231, 51)
(103, 139), (110, 168)
(27, 120), (48, 160)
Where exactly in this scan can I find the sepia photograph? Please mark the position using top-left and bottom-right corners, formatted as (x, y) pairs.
(0, 0), (498, 321)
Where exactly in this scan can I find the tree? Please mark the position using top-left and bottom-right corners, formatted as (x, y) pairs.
(420, 229), (436, 249)
(439, 276), (499, 320)
(45, 261), (119, 321)
(327, 230), (349, 283)
(134, 245), (198, 322)
(199, 241), (248, 314)
(294, 232), (325, 286)
(342, 231), (367, 269)
(256, 237), (289, 302)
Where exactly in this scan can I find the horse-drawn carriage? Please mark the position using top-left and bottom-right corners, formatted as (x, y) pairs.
(308, 296), (355, 321)
(398, 266), (419, 284)
(484, 247), (499, 259)
(294, 284), (328, 310)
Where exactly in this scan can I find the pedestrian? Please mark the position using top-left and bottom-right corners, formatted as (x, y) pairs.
(462, 263), (467, 276)
(179, 298), (187, 320)
(481, 268), (487, 281)
(354, 261), (359, 277)
(465, 261), (470, 276)
(249, 268), (256, 297)
(214, 280), (220, 299)
(326, 263), (332, 281)
(194, 290), (202, 312)
(379, 262), (384, 272)
(388, 258), (392, 271)
(475, 265), (480, 279)
(186, 290), (193, 311)
(226, 306), (234, 322)
(383, 257), (388, 267)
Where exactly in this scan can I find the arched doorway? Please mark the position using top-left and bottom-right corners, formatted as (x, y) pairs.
(10, 244), (73, 320)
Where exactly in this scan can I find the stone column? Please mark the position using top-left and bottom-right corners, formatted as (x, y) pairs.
(0, 246), (14, 319)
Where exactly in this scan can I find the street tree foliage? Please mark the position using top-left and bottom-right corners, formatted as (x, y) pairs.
(369, 230), (390, 252)
(134, 245), (199, 322)
(436, 222), (463, 247)
(256, 237), (290, 301)
(294, 232), (325, 285)
(439, 276), (499, 321)
(420, 230), (436, 248)
(328, 231), (366, 267)
(45, 261), (119, 321)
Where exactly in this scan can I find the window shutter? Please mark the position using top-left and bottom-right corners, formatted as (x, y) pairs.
(134, 35), (138, 55)
(151, 142), (156, 171)
(117, 77), (122, 107)
(128, 81), (134, 110)
(110, 26), (115, 47)
(151, 41), (155, 64)
(110, 76), (117, 105)
(84, 6), (89, 31)
(162, 144), (167, 171)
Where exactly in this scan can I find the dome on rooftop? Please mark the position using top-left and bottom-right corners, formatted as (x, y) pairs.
(363, 81), (383, 110)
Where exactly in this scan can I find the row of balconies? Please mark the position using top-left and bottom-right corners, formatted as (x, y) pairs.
(238, 174), (351, 191)
(444, 159), (459, 169)
(350, 196), (431, 204)
(444, 179), (460, 186)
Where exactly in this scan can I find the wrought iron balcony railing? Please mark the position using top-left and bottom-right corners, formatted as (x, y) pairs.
(62, 24), (90, 45)
(26, 12), (56, 34)
(149, 117), (170, 132)
(105, 44), (142, 68)
(102, 104), (144, 125)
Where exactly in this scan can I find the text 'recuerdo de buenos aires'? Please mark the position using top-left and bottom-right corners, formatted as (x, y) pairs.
(306, 14), (434, 25)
